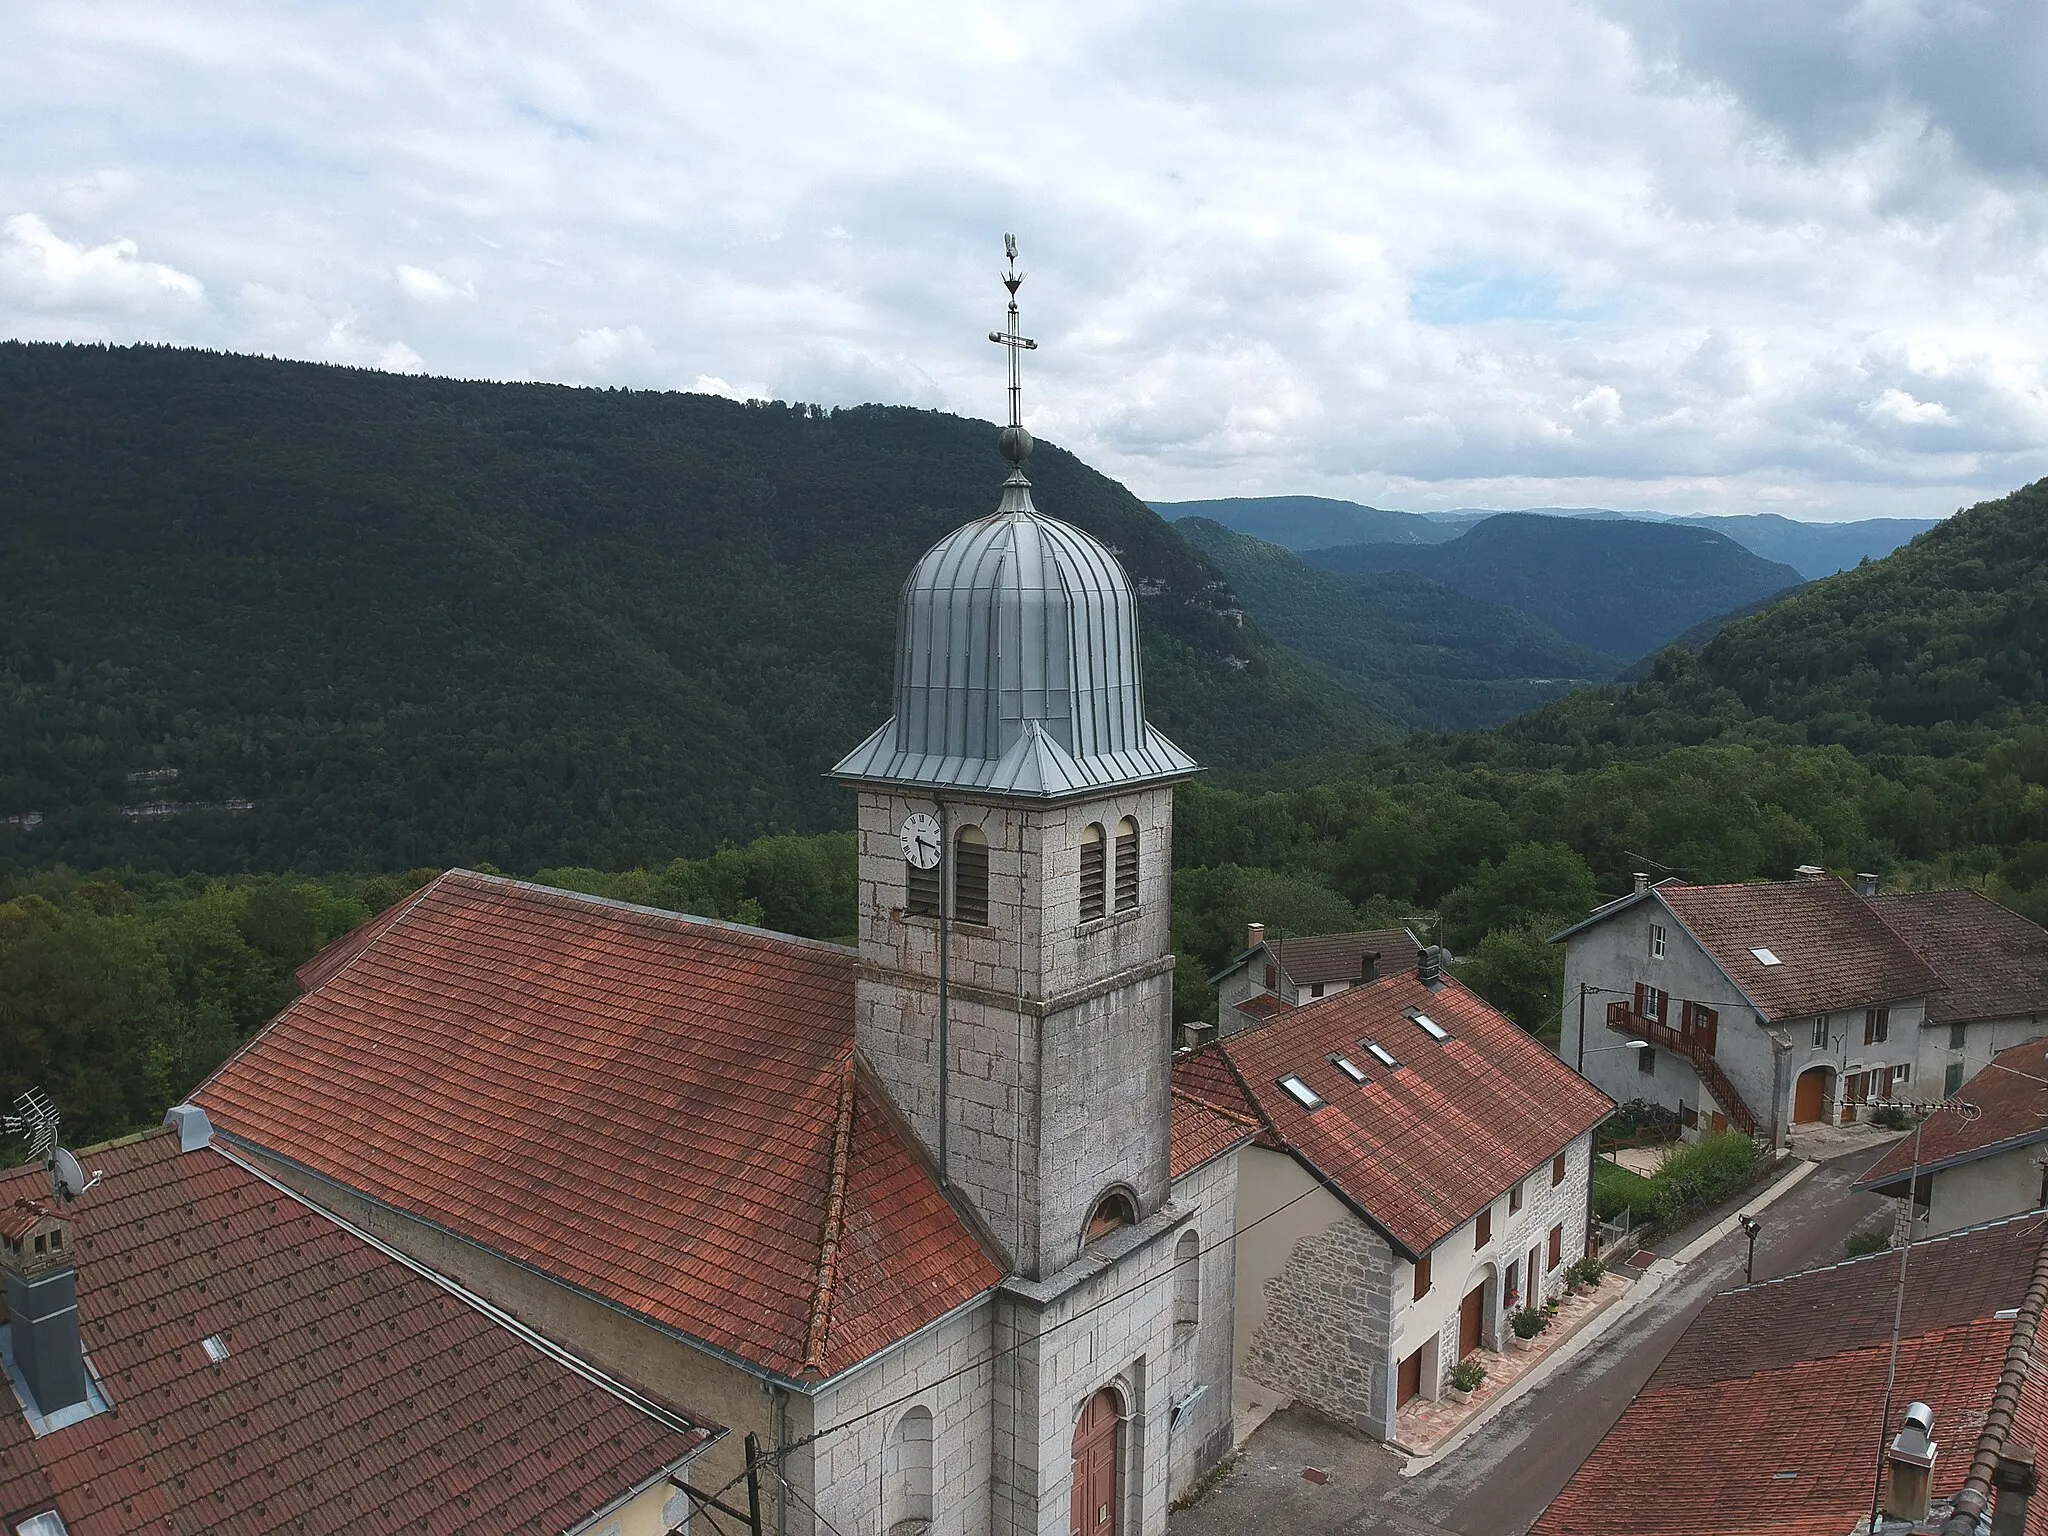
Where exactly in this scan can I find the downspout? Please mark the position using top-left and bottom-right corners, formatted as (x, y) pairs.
(1765, 1022), (1793, 1150)
(773, 1385), (791, 1536)
(938, 798), (952, 1188)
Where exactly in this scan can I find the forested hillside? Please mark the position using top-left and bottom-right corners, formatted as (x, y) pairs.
(1302, 514), (1806, 658)
(1175, 517), (1618, 729)
(0, 343), (1396, 873)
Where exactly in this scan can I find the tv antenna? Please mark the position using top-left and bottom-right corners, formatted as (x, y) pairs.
(1, 1088), (103, 1204)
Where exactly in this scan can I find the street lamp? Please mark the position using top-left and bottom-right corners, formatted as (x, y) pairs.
(1737, 1214), (1761, 1284)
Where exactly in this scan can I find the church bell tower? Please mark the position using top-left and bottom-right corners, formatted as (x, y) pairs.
(833, 238), (1199, 1281)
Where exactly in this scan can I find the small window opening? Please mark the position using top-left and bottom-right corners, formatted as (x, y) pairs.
(1864, 1007), (1890, 1045)
(49, 1229), (61, 1250)
(1412, 1252), (1432, 1299)
(1330, 1055), (1368, 1083)
(1086, 1190), (1136, 1244)
(1551, 1153), (1567, 1187)
(1649, 922), (1667, 960)
(1079, 823), (1107, 922)
(906, 855), (939, 918)
(1751, 947), (1782, 966)
(1509, 1180), (1524, 1215)
(201, 1334), (230, 1363)
(1476, 1206), (1492, 1247)
(1114, 816), (1139, 912)
(1364, 1040), (1399, 1069)
(1310, 982), (1325, 999)
(1174, 1229), (1200, 1327)
(1949, 1022), (1966, 1050)
(1411, 1012), (1449, 1041)
(1812, 1017), (1829, 1048)
(34, 1234), (46, 1255)
(954, 825), (990, 926)
(1637, 1045), (1655, 1075)
(1279, 1075), (1324, 1110)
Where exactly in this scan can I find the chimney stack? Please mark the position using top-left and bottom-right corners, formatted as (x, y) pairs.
(1793, 864), (1827, 881)
(1883, 1401), (1937, 1523)
(1360, 950), (1380, 985)
(2, 1198), (89, 1419)
(1246, 922), (1266, 952)
(1855, 872), (1879, 898)
(1992, 1445), (2038, 1536)
(1633, 872), (1650, 895)
(1417, 945), (1443, 990)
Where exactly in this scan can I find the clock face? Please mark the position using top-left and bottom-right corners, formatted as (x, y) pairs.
(899, 812), (942, 869)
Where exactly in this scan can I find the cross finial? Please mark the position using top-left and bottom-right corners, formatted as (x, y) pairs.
(989, 233), (1037, 469)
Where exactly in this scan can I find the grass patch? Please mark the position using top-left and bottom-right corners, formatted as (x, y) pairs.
(1593, 1132), (1768, 1227)
(1592, 1160), (1660, 1221)
(1846, 1226), (1891, 1259)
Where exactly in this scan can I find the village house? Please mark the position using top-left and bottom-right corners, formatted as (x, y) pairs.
(1210, 925), (1425, 1038)
(1857, 1037), (2048, 1236)
(1533, 1210), (2048, 1536)
(190, 286), (1251, 1536)
(1173, 951), (1610, 1440)
(1555, 870), (1939, 1144)
(0, 1108), (717, 1536)
(1865, 888), (2048, 1096)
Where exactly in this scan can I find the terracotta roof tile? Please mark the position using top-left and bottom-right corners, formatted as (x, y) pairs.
(1532, 1213), (2048, 1536)
(200, 872), (1004, 1380)
(1658, 877), (1939, 1021)
(1868, 888), (2048, 1027)
(1170, 1049), (1261, 1177)
(1263, 929), (1425, 987)
(1209, 974), (1611, 1255)
(1860, 1036), (2048, 1191)
(0, 1128), (712, 1536)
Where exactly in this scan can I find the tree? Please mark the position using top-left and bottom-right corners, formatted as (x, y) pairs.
(1441, 842), (1600, 952)
(1453, 924), (1565, 1036)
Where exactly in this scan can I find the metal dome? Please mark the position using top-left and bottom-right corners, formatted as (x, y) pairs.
(833, 475), (1198, 799)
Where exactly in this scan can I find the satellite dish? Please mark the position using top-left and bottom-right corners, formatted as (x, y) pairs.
(49, 1147), (100, 1204)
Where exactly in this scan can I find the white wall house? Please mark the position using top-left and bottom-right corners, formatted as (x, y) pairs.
(1858, 1037), (2048, 1237)
(1865, 889), (2048, 1097)
(1210, 925), (1425, 1037)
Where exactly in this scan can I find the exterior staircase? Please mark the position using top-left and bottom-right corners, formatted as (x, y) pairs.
(1607, 1002), (1760, 1137)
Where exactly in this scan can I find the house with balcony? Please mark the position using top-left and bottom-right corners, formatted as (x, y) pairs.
(1211, 923), (1426, 1038)
(1554, 870), (1938, 1146)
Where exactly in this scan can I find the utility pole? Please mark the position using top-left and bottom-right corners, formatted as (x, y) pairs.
(1738, 1214), (1760, 1284)
(1575, 982), (1589, 1074)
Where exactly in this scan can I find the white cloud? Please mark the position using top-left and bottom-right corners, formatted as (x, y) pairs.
(1865, 387), (1957, 427)
(394, 263), (475, 304)
(0, 213), (203, 313)
(567, 324), (659, 382)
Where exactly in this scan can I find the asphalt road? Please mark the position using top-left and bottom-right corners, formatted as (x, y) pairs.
(1169, 1142), (1894, 1536)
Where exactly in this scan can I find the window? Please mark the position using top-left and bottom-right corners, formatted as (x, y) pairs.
(1642, 984), (1665, 1019)
(1086, 1190), (1136, 1243)
(1812, 1017), (1829, 1048)
(953, 825), (990, 926)
(1864, 1007), (1890, 1045)
(1114, 816), (1139, 912)
(1079, 823), (1107, 922)
(1649, 922), (1666, 959)
(1552, 1153), (1567, 1187)
(1950, 1023), (1967, 1050)
(1946, 1060), (1966, 1096)
(201, 1333), (229, 1363)
(49, 1229), (61, 1250)
(1413, 1252), (1432, 1300)
(1174, 1230), (1200, 1326)
(1682, 1104), (1700, 1128)
(885, 1407), (935, 1534)
(1364, 1040), (1400, 1069)
(1751, 947), (1782, 966)
(1476, 1206), (1492, 1247)
(1279, 1075), (1324, 1110)
(1509, 1180), (1524, 1215)
(1547, 1224), (1563, 1271)
(1637, 1044), (1655, 1075)
(906, 852), (939, 917)
(1894, 1062), (1910, 1083)
(1330, 1055), (1368, 1083)
(1264, 964), (1279, 990)
(1411, 1011), (1450, 1041)
(1310, 983), (1325, 999)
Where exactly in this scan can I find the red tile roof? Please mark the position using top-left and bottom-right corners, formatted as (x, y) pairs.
(1532, 1212), (2048, 1536)
(200, 872), (1003, 1381)
(1869, 888), (2048, 1027)
(1859, 1036), (2048, 1192)
(1170, 1049), (1262, 1178)
(1195, 973), (1612, 1257)
(1262, 929), (1425, 987)
(1229, 993), (1294, 1025)
(0, 1126), (713, 1536)
(1657, 877), (1940, 1021)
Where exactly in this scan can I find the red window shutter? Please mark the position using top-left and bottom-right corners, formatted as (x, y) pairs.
(1634, 982), (1646, 1015)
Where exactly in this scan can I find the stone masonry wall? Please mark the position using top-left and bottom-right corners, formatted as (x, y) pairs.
(1240, 1214), (1397, 1440)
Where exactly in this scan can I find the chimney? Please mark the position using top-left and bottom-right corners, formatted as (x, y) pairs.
(165, 1103), (213, 1151)
(1793, 864), (1827, 880)
(1417, 945), (1443, 990)
(1246, 922), (1266, 952)
(1632, 872), (1650, 895)
(1883, 1401), (1937, 1523)
(1855, 872), (1879, 898)
(1992, 1445), (2038, 1536)
(1, 1198), (89, 1419)
(1360, 950), (1380, 985)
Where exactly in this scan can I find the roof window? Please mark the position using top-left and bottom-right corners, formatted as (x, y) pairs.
(1364, 1040), (1400, 1069)
(201, 1334), (229, 1363)
(1410, 1012), (1450, 1041)
(1330, 1054), (1368, 1083)
(1750, 947), (1782, 966)
(1279, 1075), (1325, 1110)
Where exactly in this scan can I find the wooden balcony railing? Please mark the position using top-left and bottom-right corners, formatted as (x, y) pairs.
(1606, 1000), (1758, 1136)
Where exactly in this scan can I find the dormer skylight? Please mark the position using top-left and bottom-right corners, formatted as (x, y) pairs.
(1364, 1041), (1400, 1069)
(1750, 947), (1782, 966)
(1330, 1054), (1368, 1083)
(1410, 1012), (1450, 1041)
(1279, 1075), (1324, 1110)
(201, 1334), (229, 1363)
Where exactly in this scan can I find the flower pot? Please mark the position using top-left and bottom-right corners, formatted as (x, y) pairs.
(1446, 1386), (1472, 1405)
(1510, 1334), (1536, 1352)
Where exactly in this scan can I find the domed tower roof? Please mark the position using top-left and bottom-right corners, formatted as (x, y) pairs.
(833, 244), (1197, 801)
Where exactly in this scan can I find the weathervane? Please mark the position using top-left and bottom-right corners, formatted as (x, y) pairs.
(988, 233), (1038, 472)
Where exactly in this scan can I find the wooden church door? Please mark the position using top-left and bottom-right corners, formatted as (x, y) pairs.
(1070, 1387), (1121, 1536)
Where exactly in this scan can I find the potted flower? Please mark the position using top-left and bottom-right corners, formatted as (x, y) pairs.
(1446, 1358), (1486, 1403)
(1570, 1256), (1606, 1292)
(1509, 1307), (1546, 1350)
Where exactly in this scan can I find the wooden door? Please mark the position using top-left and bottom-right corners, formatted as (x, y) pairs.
(1071, 1389), (1120, 1536)
(1397, 1347), (1423, 1404)
(1709, 1111), (1728, 1134)
(1459, 1283), (1485, 1358)
(1794, 1069), (1826, 1123)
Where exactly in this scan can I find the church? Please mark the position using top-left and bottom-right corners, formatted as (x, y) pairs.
(196, 246), (1248, 1536)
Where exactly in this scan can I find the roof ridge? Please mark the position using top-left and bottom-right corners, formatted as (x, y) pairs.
(456, 870), (860, 957)
(1171, 1084), (1263, 1130)
(801, 1054), (858, 1379)
(1940, 1217), (2048, 1534)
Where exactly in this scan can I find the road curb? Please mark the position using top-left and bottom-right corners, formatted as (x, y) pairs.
(1666, 1155), (1819, 1264)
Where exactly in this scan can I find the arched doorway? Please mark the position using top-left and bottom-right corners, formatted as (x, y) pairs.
(1794, 1066), (1832, 1124)
(1070, 1387), (1122, 1536)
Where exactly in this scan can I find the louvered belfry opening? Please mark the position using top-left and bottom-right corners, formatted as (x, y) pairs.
(954, 825), (990, 926)
(906, 857), (940, 917)
(1114, 816), (1139, 912)
(1080, 822), (1107, 922)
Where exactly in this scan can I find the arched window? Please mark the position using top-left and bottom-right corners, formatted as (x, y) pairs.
(954, 825), (989, 926)
(1085, 1189), (1135, 1247)
(1079, 823), (1107, 922)
(1173, 1229), (1200, 1327)
(885, 1406), (934, 1534)
(1114, 817), (1139, 912)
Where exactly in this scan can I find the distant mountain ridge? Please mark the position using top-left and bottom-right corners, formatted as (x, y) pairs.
(1151, 495), (1941, 579)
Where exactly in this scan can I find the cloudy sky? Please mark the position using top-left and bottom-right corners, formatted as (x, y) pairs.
(5, 1), (2046, 520)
